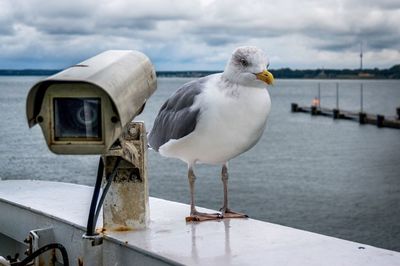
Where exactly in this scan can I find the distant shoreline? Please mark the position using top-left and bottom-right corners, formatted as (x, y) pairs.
(0, 65), (399, 79)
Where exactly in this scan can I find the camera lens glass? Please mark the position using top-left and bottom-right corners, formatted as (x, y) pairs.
(54, 98), (102, 141)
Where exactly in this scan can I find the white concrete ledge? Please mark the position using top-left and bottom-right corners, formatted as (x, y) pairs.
(0, 180), (399, 265)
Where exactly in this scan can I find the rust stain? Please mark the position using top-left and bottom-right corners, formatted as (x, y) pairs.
(113, 226), (133, 232)
(78, 257), (84, 266)
(96, 227), (107, 234)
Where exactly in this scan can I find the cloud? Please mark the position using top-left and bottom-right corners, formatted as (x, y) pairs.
(0, 0), (15, 35)
(1, 0), (400, 69)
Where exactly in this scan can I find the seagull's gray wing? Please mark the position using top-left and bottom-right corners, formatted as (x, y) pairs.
(148, 77), (208, 152)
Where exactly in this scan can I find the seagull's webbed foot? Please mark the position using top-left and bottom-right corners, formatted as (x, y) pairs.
(186, 210), (223, 222)
(220, 207), (249, 219)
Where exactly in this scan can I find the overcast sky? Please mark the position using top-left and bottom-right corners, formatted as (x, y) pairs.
(1, 0), (399, 70)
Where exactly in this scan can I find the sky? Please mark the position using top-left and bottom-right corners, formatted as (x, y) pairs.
(1, 0), (400, 70)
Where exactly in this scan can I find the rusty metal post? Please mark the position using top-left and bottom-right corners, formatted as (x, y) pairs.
(102, 122), (150, 231)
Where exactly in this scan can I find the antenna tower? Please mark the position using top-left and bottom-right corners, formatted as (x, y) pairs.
(359, 42), (363, 71)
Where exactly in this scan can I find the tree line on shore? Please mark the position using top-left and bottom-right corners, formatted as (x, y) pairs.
(1, 64), (399, 79)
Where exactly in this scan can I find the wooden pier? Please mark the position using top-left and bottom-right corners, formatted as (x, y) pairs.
(291, 103), (400, 129)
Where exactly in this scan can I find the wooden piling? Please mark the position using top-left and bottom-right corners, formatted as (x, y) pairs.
(333, 109), (340, 119)
(359, 112), (367, 124)
(311, 106), (317, 115)
(291, 103), (298, 112)
(376, 115), (385, 128)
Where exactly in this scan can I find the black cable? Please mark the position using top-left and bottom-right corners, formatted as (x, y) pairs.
(17, 243), (69, 266)
(86, 157), (104, 236)
(94, 157), (122, 224)
(86, 156), (122, 236)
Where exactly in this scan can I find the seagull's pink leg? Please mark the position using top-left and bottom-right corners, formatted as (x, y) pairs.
(220, 164), (248, 219)
(186, 166), (222, 222)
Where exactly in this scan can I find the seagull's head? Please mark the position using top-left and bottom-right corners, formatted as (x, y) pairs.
(223, 46), (274, 88)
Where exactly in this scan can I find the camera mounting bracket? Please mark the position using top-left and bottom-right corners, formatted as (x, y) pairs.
(102, 121), (150, 231)
(84, 121), (149, 242)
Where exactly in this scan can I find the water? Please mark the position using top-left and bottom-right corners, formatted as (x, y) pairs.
(0, 76), (399, 251)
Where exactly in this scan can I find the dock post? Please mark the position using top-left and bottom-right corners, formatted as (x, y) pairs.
(397, 107), (400, 120)
(291, 103), (298, 112)
(359, 112), (366, 124)
(377, 115), (385, 128)
(311, 106), (317, 115)
(333, 109), (340, 119)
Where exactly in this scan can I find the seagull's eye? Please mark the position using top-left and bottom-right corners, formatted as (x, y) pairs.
(240, 59), (249, 67)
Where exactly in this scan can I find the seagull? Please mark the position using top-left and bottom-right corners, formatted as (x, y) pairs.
(148, 46), (274, 221)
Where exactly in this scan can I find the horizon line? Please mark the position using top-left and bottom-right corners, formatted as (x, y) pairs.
(0, 64), (399, 72)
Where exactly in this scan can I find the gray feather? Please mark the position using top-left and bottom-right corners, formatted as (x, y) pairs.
(148, 77), (208, 151)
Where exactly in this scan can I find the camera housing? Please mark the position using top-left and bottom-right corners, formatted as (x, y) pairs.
(26, 50), (157, 154)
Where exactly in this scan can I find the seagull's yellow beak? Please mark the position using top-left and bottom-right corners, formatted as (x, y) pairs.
(255, 70), (274, 85)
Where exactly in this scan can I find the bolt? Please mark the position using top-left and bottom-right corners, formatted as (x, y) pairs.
(129, 127), (138, 137)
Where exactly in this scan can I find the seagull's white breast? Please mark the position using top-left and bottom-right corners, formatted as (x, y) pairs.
(159, 74), (271, 165)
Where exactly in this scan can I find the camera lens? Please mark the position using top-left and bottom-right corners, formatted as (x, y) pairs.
(76, 105), (98, 128)
(54, 98), (102, 140)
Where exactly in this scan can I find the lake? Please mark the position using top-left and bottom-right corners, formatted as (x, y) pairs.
(0, 76), (399, 251)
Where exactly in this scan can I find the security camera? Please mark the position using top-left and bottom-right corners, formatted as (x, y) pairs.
(26, 50), (157, 154)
